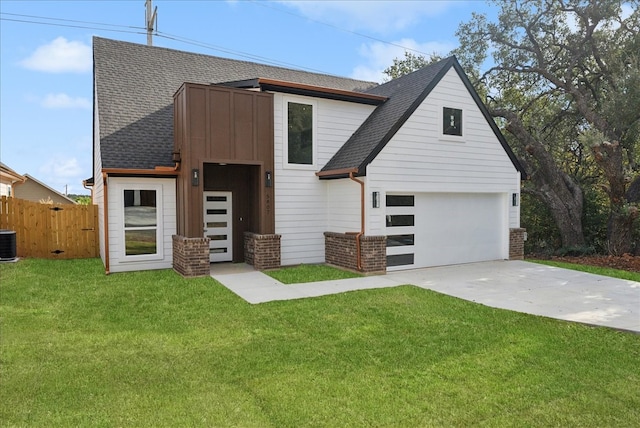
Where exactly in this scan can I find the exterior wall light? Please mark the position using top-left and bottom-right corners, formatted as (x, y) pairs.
(191, 168), (199, 186)
(512, 193), (519, 206)
(372, 191), (380, 208)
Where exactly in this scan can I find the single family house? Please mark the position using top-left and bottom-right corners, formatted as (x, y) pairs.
(0, 162), (25, 198)
(92, 37), (526, 275)
(14, 174), (77, 205)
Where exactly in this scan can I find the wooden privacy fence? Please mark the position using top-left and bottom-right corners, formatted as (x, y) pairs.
(0, 196), (99, 259)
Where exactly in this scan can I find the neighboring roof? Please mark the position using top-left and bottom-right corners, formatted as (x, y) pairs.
(94, 37), (377, 170)
(15, 174), (76, 204)
(0, 162), (26, 183)
(321, 57), (526, 178)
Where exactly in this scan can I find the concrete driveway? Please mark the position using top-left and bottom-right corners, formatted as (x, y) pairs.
(211, 260), (640, 333)
(388, 261), (639, 333)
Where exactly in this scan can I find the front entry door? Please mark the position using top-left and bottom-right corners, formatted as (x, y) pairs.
(203, 191), (232, 262)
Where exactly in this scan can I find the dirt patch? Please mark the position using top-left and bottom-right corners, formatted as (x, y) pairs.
(531, 254), (640, 273)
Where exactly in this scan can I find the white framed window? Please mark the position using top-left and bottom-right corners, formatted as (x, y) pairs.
(119, 183), (164, 261)
(283, 97), (317, 169)
(439, 105), (465, 142)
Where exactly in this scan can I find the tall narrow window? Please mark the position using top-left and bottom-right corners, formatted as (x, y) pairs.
(443, 107), (462, 136)
(123, 189), (157, 256)
(287, 101), (314, 165)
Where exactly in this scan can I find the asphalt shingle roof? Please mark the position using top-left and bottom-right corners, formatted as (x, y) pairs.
(94, 37), (377, 170)
(95, 37), (524, 178)
(321, 57), (454, 174)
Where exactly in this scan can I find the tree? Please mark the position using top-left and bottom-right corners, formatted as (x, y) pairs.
(453, 0), (640, 254)
(382, 51), (442, 81)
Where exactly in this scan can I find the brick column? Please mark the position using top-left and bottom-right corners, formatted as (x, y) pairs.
(324, 232), (386, 274)
(244, 232), (281, 270)
(173, 235), (210, 277)
(509, 228), (526, 260)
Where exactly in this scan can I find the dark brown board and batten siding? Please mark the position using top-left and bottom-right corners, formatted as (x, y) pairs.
(173, 83), (275, 244)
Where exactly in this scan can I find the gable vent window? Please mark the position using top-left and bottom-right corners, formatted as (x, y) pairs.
(443, 107), (462, 136)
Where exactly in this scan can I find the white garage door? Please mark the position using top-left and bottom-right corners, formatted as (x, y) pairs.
(386, 193), (506, 271)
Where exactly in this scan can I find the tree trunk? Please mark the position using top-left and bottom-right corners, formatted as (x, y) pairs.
(527, 177), (585, 248)
(592, 141), (639, 255)
(495, 109), (586, 248)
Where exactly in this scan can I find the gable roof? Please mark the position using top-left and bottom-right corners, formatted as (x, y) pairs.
(0, 162), (25, 184)
(320, 57), (526, 178)
(93, 37), (377, 170)
(15, 174), (76, 204)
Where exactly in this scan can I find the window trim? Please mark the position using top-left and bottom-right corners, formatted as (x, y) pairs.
(439, 105), (466, 142)
(283, 96), (317, 170)
(118, 182), (164, 262)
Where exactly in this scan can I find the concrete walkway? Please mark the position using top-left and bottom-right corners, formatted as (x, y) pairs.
(210, 260), (640, 333)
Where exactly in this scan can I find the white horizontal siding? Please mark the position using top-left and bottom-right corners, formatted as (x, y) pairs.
(366, 67), (521, 234)
(107, 177), (176, 273)
(327, 179), (361, 233)
(93, 91), (106, 267)
(274, 93), (374, 265)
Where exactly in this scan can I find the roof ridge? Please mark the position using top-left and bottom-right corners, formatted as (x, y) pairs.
(93, 36), (378, 88)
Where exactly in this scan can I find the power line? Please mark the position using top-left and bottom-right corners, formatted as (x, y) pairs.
(247, 0), (433, 57)
(0, 16), (146, 35)
(155, 31), (336, 75)
(0, 12), (145, 30)
(1, 11), (340, 75)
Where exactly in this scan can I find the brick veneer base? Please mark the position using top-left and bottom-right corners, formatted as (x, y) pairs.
(509, 228), (526, 260)
(173, 235), (210, 277)
(324, 232), (386, 274)
(244, 232), (281, 270)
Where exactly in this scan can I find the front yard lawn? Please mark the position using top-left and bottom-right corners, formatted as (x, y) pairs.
(1, 258), (639, 427)
(266, 263), (362, 284)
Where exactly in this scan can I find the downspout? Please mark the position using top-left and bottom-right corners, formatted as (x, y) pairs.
(102, 171), (110, 274)
(349, 171), (365, 271)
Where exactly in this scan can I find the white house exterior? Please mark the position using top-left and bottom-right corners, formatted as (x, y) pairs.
(92, 37), (525, 275)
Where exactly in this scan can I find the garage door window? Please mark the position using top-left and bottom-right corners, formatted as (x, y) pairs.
(386, 215), (414, 227)
(386, 195), (414, 207)
(385, 194), (416, 270)
(387, 253), (415, 267)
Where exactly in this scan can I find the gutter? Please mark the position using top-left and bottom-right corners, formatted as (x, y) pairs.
(316, 167), (365, 271)
(102, 171), (110, 275)
(349, 171), (365, 272)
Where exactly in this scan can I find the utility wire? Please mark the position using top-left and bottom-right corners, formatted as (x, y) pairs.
(155, 31), (337, 75)
(1, 11), (340, 75)
(1, 12), (145, 30)
(248, 0), (433, 57)
(0, 16), (146, 35)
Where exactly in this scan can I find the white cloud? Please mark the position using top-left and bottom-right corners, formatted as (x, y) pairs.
(20, 37), (91, 73)
(40, 157), (83, 179)
(277, 0), (456, 34)
(41, 93), (91, 110)
(351, 39), (455, 82)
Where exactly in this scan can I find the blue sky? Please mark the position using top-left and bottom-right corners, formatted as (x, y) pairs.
(0, 0), (496, 195)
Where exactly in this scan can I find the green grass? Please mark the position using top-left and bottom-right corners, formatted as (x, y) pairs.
(265, 263), (362, 284)
(1, 258), (639, 427)
(530, 259), (640, 282)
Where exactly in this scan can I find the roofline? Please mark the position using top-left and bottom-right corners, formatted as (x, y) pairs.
(351, 56), (526, 179)
(218, 78), (387, 106)
(355, 57), (458, 175)
(23, 174), (77, 204)
(101, 167), (179, 177)
(315, 167), (359, 179)
(450, 60), (527, 179)
(0, 163), (26, 182)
